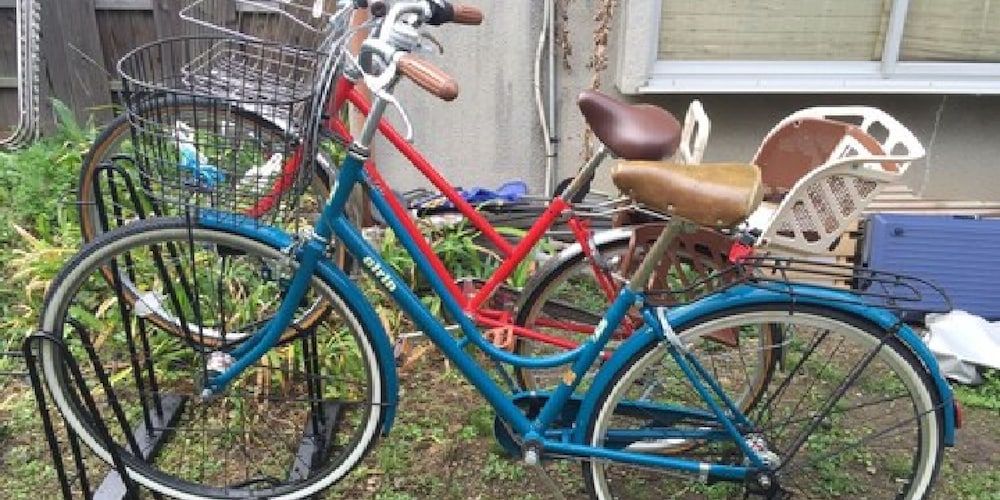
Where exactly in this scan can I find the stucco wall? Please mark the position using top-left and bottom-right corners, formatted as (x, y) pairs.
(380, 1), (1000, 203)
(374, 0), (546, 192)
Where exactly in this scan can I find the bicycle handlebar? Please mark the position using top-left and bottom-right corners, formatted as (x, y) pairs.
(397, 54), (459, 101)
(450, 4), (484, 25)
(426, 2), (484, 25)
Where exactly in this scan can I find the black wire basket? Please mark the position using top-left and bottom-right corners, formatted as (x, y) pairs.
(117, 35), (330, 224)
(180, 0), (349, 51)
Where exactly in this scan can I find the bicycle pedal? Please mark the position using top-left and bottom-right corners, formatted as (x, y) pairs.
(484, 325), (515, 351)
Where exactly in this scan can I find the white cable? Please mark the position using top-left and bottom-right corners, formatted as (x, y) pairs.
(534, 0), (554, 196)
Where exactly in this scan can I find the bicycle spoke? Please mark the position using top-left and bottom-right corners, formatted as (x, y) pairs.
(780, 404), (938, 476)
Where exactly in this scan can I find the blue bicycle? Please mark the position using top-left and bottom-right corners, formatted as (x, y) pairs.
(38, 1), (956, 498)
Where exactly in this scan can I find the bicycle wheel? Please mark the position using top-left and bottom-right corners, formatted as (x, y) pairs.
(513, 237), (778, 410)
(39, 217), (384, 499)
(78, 97), (363, 345)
(584, 303), (945, 499)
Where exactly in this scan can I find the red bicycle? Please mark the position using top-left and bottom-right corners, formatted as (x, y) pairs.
(74, 1), (775, 392)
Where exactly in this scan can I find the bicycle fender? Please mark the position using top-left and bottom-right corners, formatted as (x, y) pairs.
(573, 283), (956, 446)
(199, 213), (400, 433)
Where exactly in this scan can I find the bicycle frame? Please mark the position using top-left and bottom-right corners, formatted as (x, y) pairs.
(322, 76), (624, 346)
(51, 9), (959, 492)
(194, 75), (962, 485)
(202, 88), (772, 481)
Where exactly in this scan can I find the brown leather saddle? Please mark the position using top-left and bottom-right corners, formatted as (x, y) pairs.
(611, 161), (763, 228)
(577, 90), (762, 228)
(578, 89), (682, 160)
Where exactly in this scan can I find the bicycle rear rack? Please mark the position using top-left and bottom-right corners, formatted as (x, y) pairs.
(645, 254), (954, 320)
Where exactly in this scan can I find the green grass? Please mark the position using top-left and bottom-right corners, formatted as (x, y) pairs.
(0, 107), (94, 496)
(955, 368), (1000, 410)
(0, 103), (93, 348)
(951, 469), (1000, 499)
(482, 451), (527, 482)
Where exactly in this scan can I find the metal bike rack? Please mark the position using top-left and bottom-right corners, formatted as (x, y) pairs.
(1, 0), (41, 150)
(17, 327), (344, 499)
(11, 311), (345, 500)
(1, 163), (346, 499)
(18, 329), (144, 500)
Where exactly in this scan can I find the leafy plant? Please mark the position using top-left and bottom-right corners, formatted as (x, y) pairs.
(0, 99), (95, 345)
(955, 368), (1000, 410)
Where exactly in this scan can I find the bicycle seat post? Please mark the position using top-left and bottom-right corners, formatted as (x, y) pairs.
(627, 218), (688, 293)
(558, 145), (607, 202)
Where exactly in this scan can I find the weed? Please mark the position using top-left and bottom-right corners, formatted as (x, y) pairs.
(0, 99), (93, 346)
(465, 404), (495, 440)
(375, 491), (416, 500)
(482, 451), (526, 482)
(951, 469), (1000, 499)
(955, 368), (1000, 410)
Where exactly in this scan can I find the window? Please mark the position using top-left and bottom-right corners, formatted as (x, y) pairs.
(616, 0), (1000, 94)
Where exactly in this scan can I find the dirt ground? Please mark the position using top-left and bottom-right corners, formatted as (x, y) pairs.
(1, 351), (996, 499)
(328, 352), (1000, 499)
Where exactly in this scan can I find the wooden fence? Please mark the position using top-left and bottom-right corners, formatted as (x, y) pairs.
(0, 0), (212, 134)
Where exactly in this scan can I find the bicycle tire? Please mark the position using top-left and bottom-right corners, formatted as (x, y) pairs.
(583, 303), (945, 499)
(39, 217), (385, 499)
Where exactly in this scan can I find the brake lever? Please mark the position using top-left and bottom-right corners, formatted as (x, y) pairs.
(418, 31), (445, 55)
(351, 40), (398, 92)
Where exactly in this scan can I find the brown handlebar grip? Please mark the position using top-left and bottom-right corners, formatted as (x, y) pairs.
(451, 4), (484, 25)
(398, 54), (459, 101)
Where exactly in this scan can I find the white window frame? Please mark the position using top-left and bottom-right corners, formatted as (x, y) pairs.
(616, 0), (1000, 94)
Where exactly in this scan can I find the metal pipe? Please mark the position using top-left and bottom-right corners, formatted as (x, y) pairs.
(534, 0), (554, 196)
(546, 0), (558, 197)
(1, 0), (40, 150)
